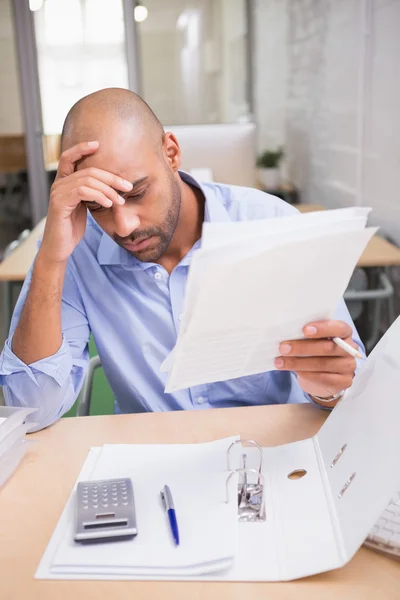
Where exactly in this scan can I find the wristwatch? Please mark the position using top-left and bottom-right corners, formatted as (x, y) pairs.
(311, 390), (345, 404)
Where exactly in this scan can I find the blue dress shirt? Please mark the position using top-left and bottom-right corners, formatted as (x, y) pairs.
(0, 172), (364, 430)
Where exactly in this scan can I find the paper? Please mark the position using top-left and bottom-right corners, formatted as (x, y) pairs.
(0, 407), (37, 488)
(36, 436), (240, 579)
(164, 213), (376, 391)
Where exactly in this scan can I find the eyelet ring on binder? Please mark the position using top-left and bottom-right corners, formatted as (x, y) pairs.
(287, 469), (307, 480)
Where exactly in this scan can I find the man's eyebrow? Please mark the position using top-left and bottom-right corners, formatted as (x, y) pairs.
(128, 176), (149, 189)
(113, 176), (148, 197)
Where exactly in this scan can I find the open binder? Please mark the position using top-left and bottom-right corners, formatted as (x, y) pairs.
(36, 316), (400, 581)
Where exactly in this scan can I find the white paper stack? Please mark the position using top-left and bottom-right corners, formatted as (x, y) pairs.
(162, 207), (376, 392)
(36, 436), (240, 579)
(0, 406), (37, 489)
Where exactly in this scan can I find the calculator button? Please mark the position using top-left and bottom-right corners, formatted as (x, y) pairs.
(82, 504), (89, 510)
(122, 501), (128, 506)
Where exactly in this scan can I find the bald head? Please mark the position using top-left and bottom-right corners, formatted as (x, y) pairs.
(61, 88), (164, 151)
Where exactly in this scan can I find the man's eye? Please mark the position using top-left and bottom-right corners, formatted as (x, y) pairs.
(86, 202), (106, 212)
(129, 190), (146, 200)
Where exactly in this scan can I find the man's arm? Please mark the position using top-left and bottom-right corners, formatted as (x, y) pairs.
(0, 141), (133, 430)
(11, 254), (66, 365)
(0, 257), (90, 430)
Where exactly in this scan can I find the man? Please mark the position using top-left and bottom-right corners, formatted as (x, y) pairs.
(0, 88), (362, 431)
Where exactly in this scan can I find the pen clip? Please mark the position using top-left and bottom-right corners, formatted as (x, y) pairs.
(160, 489), (167, 510)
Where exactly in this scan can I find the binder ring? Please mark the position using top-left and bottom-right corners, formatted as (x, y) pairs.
(227, 439), (263, 480)
(225, 468), (266, 522)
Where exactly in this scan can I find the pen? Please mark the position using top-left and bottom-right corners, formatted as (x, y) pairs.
(160, 485), (180, 546)
(332, 337), (363, 359)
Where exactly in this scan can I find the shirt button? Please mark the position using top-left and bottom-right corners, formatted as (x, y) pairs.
(179, 314), (183, 321)
(197, 396), (205, 405)
(154, 272), (162, 280)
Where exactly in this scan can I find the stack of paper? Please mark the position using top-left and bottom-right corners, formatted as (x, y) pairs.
(0, 406), (37, 489)
(162, 207), (376, 392)
(36, 436), (239, 579)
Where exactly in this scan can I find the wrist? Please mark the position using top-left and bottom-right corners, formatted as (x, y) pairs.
(36, 247), (68, 273)
(310, 389), (345, 407)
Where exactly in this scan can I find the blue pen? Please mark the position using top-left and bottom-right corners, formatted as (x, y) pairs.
(160, 485), (180, 546)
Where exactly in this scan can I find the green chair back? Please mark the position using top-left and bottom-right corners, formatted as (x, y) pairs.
(63, 336), (114, 417)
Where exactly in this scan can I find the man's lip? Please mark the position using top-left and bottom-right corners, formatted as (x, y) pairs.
(123, 236), (154, 251)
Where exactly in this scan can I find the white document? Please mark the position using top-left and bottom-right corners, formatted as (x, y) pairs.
(0, 407), (37, 489)
(36, 316), (400, 582)
(163, 212), (376, 391)
(36, 436), (239, 579)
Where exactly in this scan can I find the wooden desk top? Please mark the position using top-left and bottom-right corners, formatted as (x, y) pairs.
(295, 203), (326, 213)
(0, 218), (45, 281)
(2, 210), (400, 282)
(1, 404), (399, 599)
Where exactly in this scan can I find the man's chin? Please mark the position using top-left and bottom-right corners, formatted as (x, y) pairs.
(129, 246), (163, 263)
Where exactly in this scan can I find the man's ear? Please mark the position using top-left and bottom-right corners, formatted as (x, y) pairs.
(163, 132), (181, 172)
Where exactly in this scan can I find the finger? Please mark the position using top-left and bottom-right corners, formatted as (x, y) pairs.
(274, 355), (356, 373)
(56, 141), (100, 179)
(298, 372), (354, 395)
(72, 175), (126, 207)
(73, 186), (115, 209)
(59, 167), (133, 195)
(303, 320), (353, 340)
(279, 337), (358, 358)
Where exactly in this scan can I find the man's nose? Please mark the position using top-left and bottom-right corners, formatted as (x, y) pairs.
(112, 204), (141, 238)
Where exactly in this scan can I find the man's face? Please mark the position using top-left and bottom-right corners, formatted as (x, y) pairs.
(76, 127), (182, 262)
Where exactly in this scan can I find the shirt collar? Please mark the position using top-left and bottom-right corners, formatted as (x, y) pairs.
(97, 170), (230, 268)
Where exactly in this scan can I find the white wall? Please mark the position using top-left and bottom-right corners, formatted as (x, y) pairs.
(253, 0), (400, 244)
(253, 0), (288, 152)
(0, 0), (24, 134)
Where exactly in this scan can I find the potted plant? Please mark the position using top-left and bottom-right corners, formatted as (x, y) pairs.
(256, 148), (284, 191)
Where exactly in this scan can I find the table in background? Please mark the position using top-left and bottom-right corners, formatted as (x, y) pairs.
(1, 404), (399, 600)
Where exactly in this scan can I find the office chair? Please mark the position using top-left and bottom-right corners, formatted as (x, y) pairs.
(76, 355), (102, 416)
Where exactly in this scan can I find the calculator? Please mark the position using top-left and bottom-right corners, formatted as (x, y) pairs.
(74, 478), (138, 543)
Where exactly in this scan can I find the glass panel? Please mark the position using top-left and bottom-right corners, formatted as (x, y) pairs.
(136, 0), (250, 125)
(0, 0), (32, 241)
(33, 0), (129, 137)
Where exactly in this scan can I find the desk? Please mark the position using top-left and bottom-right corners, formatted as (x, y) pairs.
(0, 218), (46, 282)
(0, 405), (399, 599)
(295, 203), (326, 213)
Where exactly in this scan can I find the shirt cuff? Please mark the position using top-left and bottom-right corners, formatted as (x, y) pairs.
(0, 336), (73, 388)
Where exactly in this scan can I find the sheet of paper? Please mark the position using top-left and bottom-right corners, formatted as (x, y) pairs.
(37, 437), (239, 578)
(202, 207), (371, 250)
(165, 227), (376, 392)
(175, 215), (373, 337)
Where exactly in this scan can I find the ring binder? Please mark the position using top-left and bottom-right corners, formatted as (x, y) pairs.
(226, 440), (266, 522)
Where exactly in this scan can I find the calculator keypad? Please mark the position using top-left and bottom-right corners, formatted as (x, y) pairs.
(75, 478), (137, 542)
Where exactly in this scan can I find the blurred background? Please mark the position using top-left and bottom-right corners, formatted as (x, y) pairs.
(1, 0), (400, 409)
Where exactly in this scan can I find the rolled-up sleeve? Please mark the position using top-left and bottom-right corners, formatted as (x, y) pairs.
(0, 258), (90, 431)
